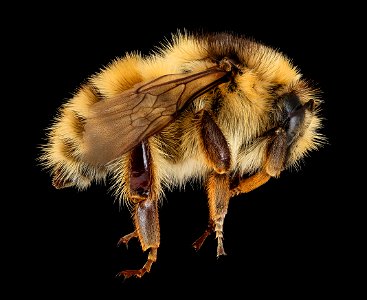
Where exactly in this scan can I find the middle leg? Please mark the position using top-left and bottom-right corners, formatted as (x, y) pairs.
(193, 172), (231, 256)
(193, 110), (231, 257)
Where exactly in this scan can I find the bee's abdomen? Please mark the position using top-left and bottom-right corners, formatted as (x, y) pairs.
(41, 85), (107, 190)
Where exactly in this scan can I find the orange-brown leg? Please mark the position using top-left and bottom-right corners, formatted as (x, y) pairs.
(231, 127), (288, 196)
(116, 140), (160, 279)
(230, 170), (271, 196)
(194, 121), (290, 255)
(193, 111), (231, 257)
(117, 198), (160, 279)
(192, 221), (214, 252)
(193, 173), (231, 256)
(117, 231), (138, 249)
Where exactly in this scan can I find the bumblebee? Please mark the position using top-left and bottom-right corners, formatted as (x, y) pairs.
(40, 30), (325, 278)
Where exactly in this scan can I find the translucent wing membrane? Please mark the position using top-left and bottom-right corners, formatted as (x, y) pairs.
(83, 67), (230, 165)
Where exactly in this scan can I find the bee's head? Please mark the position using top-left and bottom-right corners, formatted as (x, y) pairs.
(265, 87), (325, 176)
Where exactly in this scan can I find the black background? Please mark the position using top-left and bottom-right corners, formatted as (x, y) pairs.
(11, 3), (361, 298)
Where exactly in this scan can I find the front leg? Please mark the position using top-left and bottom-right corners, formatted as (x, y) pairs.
(193, 110), (231, 257)
(230, 127), (288, 196)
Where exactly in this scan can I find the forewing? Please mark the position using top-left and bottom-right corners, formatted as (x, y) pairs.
(83, 67), (229, 165)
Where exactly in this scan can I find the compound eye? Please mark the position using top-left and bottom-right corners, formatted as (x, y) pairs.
(286, 99), (314, 145)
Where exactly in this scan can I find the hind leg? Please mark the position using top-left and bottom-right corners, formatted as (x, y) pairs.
(116, 140), (160, 279)
(117, 197), (160, 278)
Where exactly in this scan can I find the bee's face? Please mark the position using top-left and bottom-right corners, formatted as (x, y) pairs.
(268, 87), (323, 170)
(273, 92), (315, 145)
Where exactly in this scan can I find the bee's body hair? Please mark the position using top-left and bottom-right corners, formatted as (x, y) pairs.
(39, 30), (325, 278)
